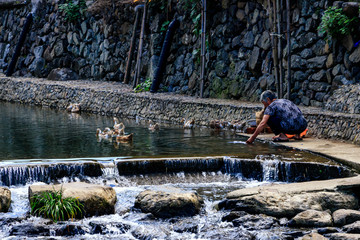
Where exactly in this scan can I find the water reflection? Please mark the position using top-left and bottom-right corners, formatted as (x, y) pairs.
(0, 101), (326, 163)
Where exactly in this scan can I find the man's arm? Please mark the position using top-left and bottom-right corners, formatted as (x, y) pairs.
(246, 114), (270, 144)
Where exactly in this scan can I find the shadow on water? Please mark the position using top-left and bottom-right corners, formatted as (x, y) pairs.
(0, 101), (331, 164)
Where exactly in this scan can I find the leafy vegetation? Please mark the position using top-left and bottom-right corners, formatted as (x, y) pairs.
(318, 6), (358, 40)
(30, 187), (84, 223)
(59, 0), (87, 22)
(134, 78), (152, 93)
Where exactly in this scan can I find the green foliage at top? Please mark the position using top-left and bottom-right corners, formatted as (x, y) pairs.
(30, 187), (84, 223)
(134, 78), (152, 93)
(318, 6), (358, 40)
(59, 0), (87, 22)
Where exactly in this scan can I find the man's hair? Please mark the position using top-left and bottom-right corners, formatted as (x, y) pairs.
(260, 90), (277, 102)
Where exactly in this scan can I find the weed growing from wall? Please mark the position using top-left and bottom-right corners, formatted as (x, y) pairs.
(318, 6), (358, 41)
(134, 78), (152, 92)
(59, 0), (87, 22)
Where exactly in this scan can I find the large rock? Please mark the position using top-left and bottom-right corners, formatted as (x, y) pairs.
(242, 31), (255, 48)
(349, 46), (360, 63)
(47, 68), (79, 81)
(29, 182), (117, 217)
(134, 186), (203, 218)
(222, 176), (360, 218)
(328, 233), (360, 240)
(249, 47), (261, 71)
(333, 209), (360, 226)
(302, 232), (328, 240)
(307, 56), (327, 69)
(289, 210), (333, 227)
(0, 187), (11, 212)
(343, 221), (360, 233)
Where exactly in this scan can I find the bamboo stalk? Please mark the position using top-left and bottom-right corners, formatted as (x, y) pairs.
(133, 0), (148, 88)
(124, 5), (143, 84)
(200, 0), (206, 98)
(276, 0), (283, 98)
(268, 0), (279, 95)
(286, 0), (291, 99)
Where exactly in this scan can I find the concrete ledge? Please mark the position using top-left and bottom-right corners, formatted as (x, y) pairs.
(0, 75), (359, 144)
(239, 133), (360, 173)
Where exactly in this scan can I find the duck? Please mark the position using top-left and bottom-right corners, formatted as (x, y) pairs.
(116, 133), (133, 142)
(113, 117), (124, 130)
(148, 120), (160, 131)
(66, 103), (81, 113)
(209, 119), (227, 129)
(181, 118), (195, 129)
(229, 120), (246, 131)
(113, 127), (125, 136)
(96, 128), (111, 139)
(103, 127), (113, 137)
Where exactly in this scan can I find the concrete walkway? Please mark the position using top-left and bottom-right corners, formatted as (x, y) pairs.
(239, 133), (360, 172)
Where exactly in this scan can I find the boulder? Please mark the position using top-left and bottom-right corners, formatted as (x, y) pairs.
(328, 233), (360, 240)
(29, 182), (117, 217)
(134, 186), (203, 218)
(307, 56), (327, 69)
(258, 31), (271, 50)
(248, 47), (261, 71)
(222, 176), (360, 218)
(302, 232), (328, 240)
(342, 2), (359, 18)
(343, 221), (360, 233)
(0, 187), (11, 212)
(242, 31), (255, 48)
(47, 68), (79, 81)
(333, 209), (360, 226)
(289, 210), (333, 227)
(10, 224), (50, 237)
(308, 82), (330, 92)
(349, 46), (360, 63)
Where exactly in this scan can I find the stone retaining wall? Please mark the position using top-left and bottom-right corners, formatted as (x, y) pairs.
(1, 76), (359, 144)
(0, 0), (359, 109)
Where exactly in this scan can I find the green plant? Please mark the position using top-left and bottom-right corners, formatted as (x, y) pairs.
(318, 6), (358, 40)
(160, 20), (170, 32)
(30, 187), (84, 222)
(59, 0), (87, 22)
(134, 78), (152, 93)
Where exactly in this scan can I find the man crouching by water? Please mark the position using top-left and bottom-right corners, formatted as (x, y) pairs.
(246, 90), (308, 144)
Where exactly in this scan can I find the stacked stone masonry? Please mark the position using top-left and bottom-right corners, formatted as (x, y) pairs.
(0, 0), (359, 109)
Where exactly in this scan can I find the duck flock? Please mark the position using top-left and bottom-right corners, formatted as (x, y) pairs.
(96, 117), (134, 143)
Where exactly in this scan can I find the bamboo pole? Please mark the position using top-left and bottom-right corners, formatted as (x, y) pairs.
(124, 5), (143, 84)
(268, 0), (280, 95)
(286, 0), (291, 99)
(200, 0), (206, 98)
(276, 0), (283, 98)
(133, 0), (148, 88)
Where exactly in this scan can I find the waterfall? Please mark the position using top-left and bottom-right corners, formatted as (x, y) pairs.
(262, 159), (280, 182)
(0, 157), (353, 187)
(0, 162), (103, 187)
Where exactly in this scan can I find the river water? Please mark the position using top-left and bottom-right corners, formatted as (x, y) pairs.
(0, 101), (348, 239)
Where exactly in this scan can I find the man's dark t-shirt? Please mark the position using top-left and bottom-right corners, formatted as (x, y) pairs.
(264, 99), (307, 135)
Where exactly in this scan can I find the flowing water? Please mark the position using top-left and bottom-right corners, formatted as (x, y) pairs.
(0, 101), (352, 239)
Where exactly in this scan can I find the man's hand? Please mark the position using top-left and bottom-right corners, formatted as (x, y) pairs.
(246, 136), (255, 144)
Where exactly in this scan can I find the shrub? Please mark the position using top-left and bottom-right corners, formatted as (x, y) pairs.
(318, 6), (358, 40)
(59, 0), (87, 22)
(30, 187), (84, 223)
(134, 78), (152, 93)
